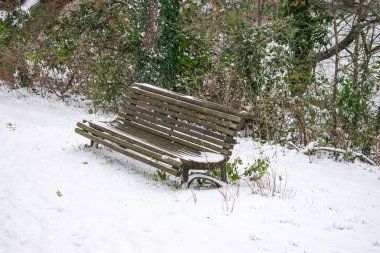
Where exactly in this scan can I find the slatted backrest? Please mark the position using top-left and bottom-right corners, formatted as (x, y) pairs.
(118, 83), (247, 159)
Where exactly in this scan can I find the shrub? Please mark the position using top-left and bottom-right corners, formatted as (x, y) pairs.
(226, 157), (243, 182)
(153, 170), (168, 181)
(243, 158), (270, 181)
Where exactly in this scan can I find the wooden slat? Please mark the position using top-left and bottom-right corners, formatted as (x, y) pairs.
(117, 110), (227, 147)
(86, 121), (183, 158)
(75, 128), (181, 176)
(119, 126), (221, 160)
(84, 120), (226, 163)
(77, 122), (183, 168)
(134, 83), (245, 118)
(91, 120), (210, 159)
(129, 86), (242, 123)
(116, 112), (225, 151)
(126, 118), (225, 153)
(112, 122), (202, 156)
(114, 123), (229, 164)
(123, 97), (235, 136)
(125, 92), (239, 129)
(116, 117), (229, 155)
(119, 104), (235, 143)
(120, 118), (222, 153)
(122, 98), (236, 136)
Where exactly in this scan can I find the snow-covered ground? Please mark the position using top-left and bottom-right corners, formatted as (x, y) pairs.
(1, 87), (380, 253)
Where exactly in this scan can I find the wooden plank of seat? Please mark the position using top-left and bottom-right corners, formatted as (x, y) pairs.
(75, 128), (181, 176)
(111, 124), (228, 167)
(114, 122), (205, 156)
(87, 120), (212, 160)
(81, 121), (226, 167)
(77, 122), (183, 168)
(118, 115), (224, 152)
(85, 120), (189, 158)
(115, 119), (233, 160)
(119, 118), (225, 155)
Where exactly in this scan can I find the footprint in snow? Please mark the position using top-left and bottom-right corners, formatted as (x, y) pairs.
(71, 231), (87, 247)
(6, 122), (16, 131)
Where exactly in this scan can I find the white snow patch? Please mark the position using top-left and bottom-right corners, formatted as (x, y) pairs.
(302, 140), (319, 154)
(0, 10), (6, 19)
(161, 155), (181, 163)
(181, 152), (225, 163)
(372, 89), (380, 108)
(183, 95), (196, 100)
(21, 0), (39, 12)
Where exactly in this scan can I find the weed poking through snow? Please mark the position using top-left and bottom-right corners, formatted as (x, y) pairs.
(186, 190), (197, 205)
(243, 158), (296, 198)
(217, 183), (240, 213)
(249, 234), (261, 241)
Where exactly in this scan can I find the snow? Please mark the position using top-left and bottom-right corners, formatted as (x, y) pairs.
(181, 152), (225, 163)
(1, 87), (380, 253)
(187, 172), (228, 188)
(136, 82), (218, 105)
(183, 95), (196, 100)
(21, 0), (40, 12)
(161, 155), (181, 163)
(0, 11), (6, 19)
(302, 141), (320, 154)
(373, 90), (380, 108)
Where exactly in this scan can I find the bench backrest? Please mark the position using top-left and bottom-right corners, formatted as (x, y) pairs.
(117, 83), (247, 159)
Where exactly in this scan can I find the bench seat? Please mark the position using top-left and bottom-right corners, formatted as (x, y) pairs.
(77, 120), (225, 165)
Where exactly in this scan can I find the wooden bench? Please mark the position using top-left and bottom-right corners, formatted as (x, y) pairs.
(75, 83), (248, 186)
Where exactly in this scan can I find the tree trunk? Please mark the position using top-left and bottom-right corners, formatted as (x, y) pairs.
(142, 0), (158, 49)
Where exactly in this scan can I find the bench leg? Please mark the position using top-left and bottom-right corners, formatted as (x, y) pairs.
(220, 163), (228, 183)
(90, 140), (99, 148)
(181, 168), (189, 183)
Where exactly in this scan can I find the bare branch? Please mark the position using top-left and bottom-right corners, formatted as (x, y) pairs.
(313, 16), (380, 63)
(111, 0), (129, 5)
(371, 44), (380, 54)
